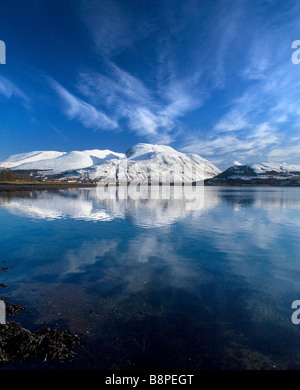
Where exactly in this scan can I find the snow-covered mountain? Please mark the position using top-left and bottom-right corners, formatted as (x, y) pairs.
(206, 162), (300, 186)
(0, 151), (66, 169)
(0, 149), (125, 173)
(72, 143), (221, 183)
(0, 143), (221, 183)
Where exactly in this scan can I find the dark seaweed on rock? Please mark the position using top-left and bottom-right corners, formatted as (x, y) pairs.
(0, 261), (81, 367)
(6, 303), (29, 318)
(0, 321), (81, 366)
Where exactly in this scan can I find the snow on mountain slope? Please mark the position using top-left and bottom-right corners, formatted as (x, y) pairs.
(250, 163), (300, 175)
(0, 149), (125, 173)
(121, 143), (221, 182)
(67, 143), (221, 183)
(186, 153), (222, 179)
(0, 151), (66, 169)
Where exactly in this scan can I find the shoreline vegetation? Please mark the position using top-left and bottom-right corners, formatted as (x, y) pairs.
(0, 168), (97, 192)
(0, 181), (98, 192)
(1, 180), (300, 192)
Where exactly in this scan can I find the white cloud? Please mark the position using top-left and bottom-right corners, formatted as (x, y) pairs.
(181, 120), (280, 168)
(126, 107), (174, 143)
(0, 75), (28, 102)
(214, 110), (250, 132)
(76, 61), (203, 144)
(268, 143), (300, 163)
(49, 79), (118, 131)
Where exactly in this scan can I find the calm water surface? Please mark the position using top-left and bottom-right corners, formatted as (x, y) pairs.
(1, 186), (300, 370)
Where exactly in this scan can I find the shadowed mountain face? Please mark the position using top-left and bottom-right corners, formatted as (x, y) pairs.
(0, 143), (221, 183)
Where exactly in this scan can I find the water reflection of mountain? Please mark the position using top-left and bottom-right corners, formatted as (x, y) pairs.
(3, 186), (300, 304)
(206, 187), (300, 209)
(1, 187), (300, 226)
(0, 186), (220, 227)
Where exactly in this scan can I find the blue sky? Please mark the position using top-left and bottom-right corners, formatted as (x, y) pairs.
(1, 0), (300, 169)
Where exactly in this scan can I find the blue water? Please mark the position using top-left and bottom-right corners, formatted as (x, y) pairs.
(1, 186), (300, 369)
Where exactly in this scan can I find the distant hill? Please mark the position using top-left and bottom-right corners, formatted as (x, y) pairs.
(205, 163), (300, 186)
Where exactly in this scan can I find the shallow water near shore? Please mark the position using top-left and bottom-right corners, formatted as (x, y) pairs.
(1, 186), (300, 370)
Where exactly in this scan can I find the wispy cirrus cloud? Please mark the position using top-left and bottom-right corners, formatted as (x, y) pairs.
(76, 0), (222, 144)
(50, 68), (180, 143)
(0, 75), (28, 102)
(268, 143), (300, 162)
(76, 60), (203, 144)
(181, 125), (281, 169)
(49, 78), (118, 131)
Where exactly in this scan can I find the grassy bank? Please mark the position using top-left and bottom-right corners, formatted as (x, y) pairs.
(0, 181), (97, 192)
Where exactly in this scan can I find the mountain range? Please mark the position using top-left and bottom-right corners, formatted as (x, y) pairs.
(0, 143), (221, 183)
(1, 144), (300, 185)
